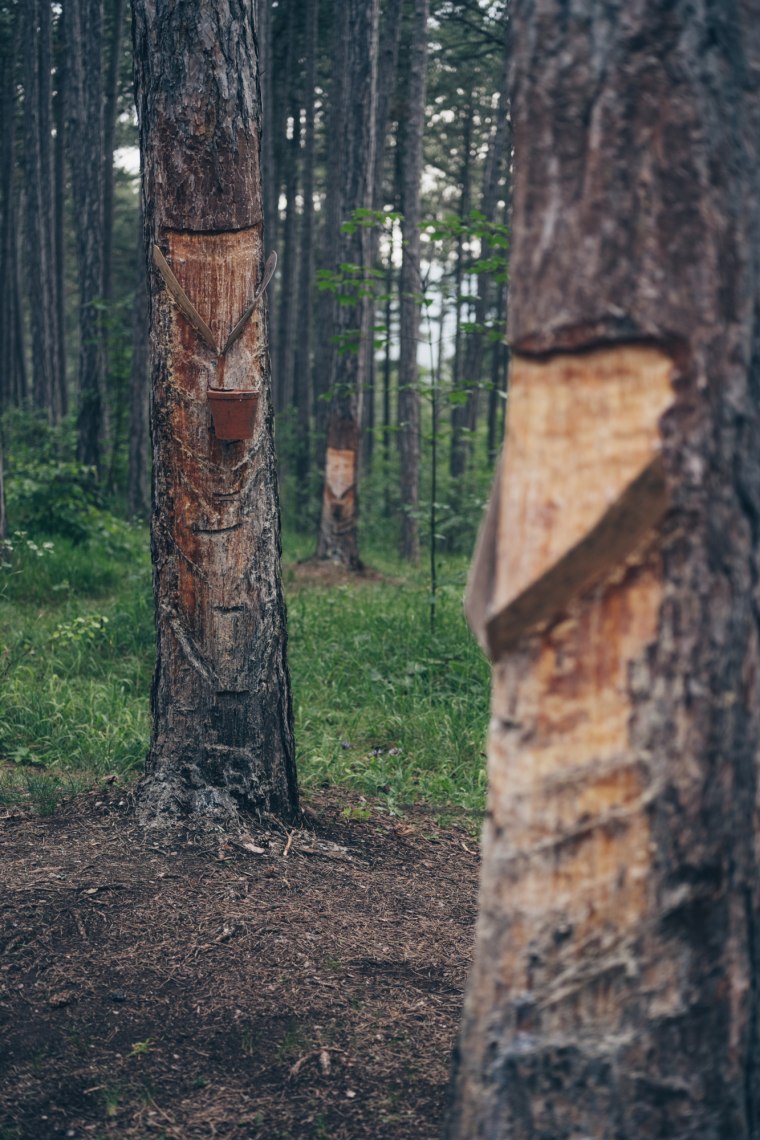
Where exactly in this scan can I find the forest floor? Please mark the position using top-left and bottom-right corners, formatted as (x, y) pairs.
(0, 784), (479, 1140)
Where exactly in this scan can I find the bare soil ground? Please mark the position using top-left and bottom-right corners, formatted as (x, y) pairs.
(0, 786), (479, 1139)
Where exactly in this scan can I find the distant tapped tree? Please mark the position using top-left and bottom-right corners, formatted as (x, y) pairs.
(132, 0), (297, 825)
(448, 1), (760, 1137)
(315, 0), (379, 570)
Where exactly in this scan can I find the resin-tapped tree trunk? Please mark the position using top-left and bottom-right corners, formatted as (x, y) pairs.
(396, 0), (428, 564)
(448, 2), (760, 1137)
(132, 0), (297, 825)
(315, 0), (379, 570)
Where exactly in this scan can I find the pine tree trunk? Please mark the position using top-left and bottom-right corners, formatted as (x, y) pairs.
(315, 0), (379, 570)
(448, 3), (760, 1136)
(53, 5), (67, 417)
(102, 0), (125, 308)
(313, 4), (349, 461)
(127, 216), (149, 519)
(132, 0), (298, 825)
(449, 101), (472, 481)
(23, 0), (59, 421)
(363, 0), (404, 474)
(0, 5), (24, 409)
(273, 2), (299, 415)
(458, 39), (511, 480)
(67, 0), (107, 471)
(396, 0), (428, 563)
(293, 0), (318, 523)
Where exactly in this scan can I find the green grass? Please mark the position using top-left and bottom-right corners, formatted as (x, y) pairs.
(0, 520), (489, 818)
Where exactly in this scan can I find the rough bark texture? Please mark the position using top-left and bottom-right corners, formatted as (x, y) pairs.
(127, 219), (149, 519)
(273, 1), (299, 415)
(455, 36), (511, 481)
(132, 0), (297, 825)
(396, 0), (428, 564)
(102, 0), (125, 309)
(363, 0), (403, 473)
(67, 0), (107, 470)
(0, 4), (25, 409)
(315, 0), (379, 569)
(448, 2), (760, 1137)
(53, 4), (67, 417)
(293, 0), (318, 521)
(23, 0), (61, 421)
(313, 2), (348, 457)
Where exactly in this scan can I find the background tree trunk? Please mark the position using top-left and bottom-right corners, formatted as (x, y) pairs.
(67, 0), (107, 471)
(293, 0), (318, 522)
(396, 0), (428, 563)
(315, 0), (379, 569)
(132, 0), (297, 824)
(23, 0), (60, 421)
(127, 216), (149, 519)
(0, 2), (25, 409)
(448, 2), (760, 1137)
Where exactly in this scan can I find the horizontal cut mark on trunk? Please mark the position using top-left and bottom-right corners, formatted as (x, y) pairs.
(191, 522), (243, 535)
(486, 458), (667, 658)
(212, 604), (247, 614)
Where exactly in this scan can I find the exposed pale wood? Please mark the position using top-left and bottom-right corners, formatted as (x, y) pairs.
(492, 345), (674, 620)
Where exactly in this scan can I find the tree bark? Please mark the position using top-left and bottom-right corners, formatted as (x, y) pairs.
(363, 0), (403, 473)
(0, 3), (25, 409)
(457, 33), (511, 481)
(132, 0), (297, 825)
(315, 0), (379, 569)
(448, 98), (472, 480)
(23, 0), (60, 421)
(102, 0), (125, 308)
(293, 0), (318, 522)
(448, 2), (760, 1137)
(396, 0), (428, 563)
(127, 215), (149, 519)
(53, 4), (67, 417)
(273, 1), (299, 415)
(313, 3), (349, 460)
(67, 0), (107, 471)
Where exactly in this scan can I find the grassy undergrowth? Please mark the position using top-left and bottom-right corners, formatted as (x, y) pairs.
(0, 522), (489, 820)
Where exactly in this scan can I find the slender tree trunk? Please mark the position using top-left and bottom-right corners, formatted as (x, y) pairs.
(382, 232), (394, 518)
(274, 2), (299, 415)
(396, 0), (428, 563)
(457, 35), (511, 481)
(363, 0), (404, 473)
(127, 215), (149, 519)
(293, 0), (318, 522)
(449, 2), (760, 1136)
(449, 100), (472, 480)
(486, 278), (506, 466)
(0, 4), (24, 409)
(67, 0), (107, 471)
(53, 5), (67, 417)
(102, 0), (125, 308)
(313, 3), (349, 459)
(23, 0), (59, 421)
(132, 0), (298, 824)
(315, 0), (379, 569)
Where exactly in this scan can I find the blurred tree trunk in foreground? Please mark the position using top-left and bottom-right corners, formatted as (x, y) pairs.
(132, 0), (297, 824)
(449, 2), (760, 1136)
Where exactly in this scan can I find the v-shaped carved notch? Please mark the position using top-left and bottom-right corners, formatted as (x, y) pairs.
(151, 245), (277, 358)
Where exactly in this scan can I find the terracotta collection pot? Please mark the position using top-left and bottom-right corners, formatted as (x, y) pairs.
(207, 389), (259, 441)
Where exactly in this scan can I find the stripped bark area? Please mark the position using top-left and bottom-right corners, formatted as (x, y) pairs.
(317, 421), (361, 570)
(448, 1), (760, 1135)
(133, 0), (296, 825)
